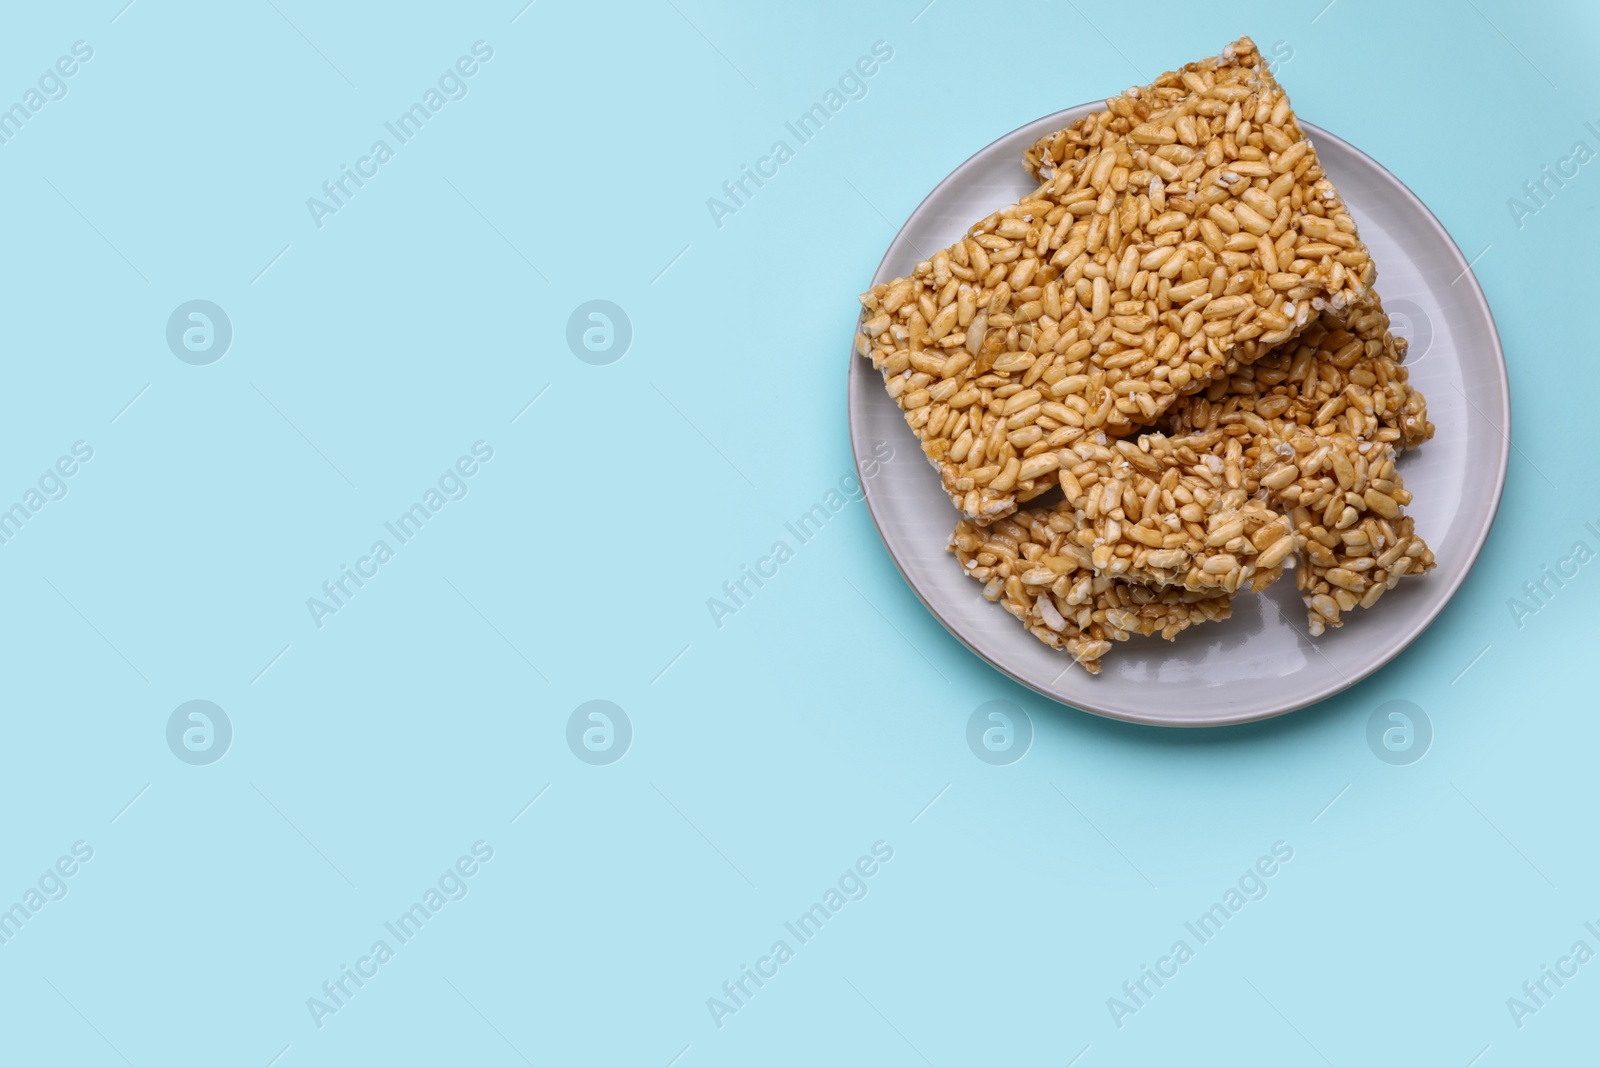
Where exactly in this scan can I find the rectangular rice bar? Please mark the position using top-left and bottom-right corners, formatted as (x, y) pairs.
(857, 35), (1376, 524)
(951, 510), (1233, 673)
(1052, 429), (1295, 594)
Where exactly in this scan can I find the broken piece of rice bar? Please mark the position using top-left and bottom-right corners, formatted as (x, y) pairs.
(951, 511), (1232, 673)
(1160, 295), (1433, 449)
(1293, 512), (1434, 635)
(1053, 429), (1297, 594)
(857, 34), (1375, 524)
(1253, 437), (1435, 633)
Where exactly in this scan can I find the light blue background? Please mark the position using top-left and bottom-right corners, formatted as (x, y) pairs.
(1, 1), (1596, 1063)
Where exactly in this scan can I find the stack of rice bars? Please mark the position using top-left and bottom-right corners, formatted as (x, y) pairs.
(855, 37), (1435, 674)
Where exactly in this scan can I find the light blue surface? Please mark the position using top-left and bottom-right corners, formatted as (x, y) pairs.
(0, 1), (1595, 1063)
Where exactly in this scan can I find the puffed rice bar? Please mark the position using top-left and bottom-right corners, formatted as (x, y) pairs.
(951, 511), (1232, 673)
(1160, 294), (1433, 449)
(1051, 429), (1297, 594)
(1254, 436), (1435, 633)
(857, 35), (1376, 524)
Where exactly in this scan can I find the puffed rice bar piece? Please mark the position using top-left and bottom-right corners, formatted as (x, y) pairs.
(951, 511), (1232, 673)
(1254, 436), (1435, 633)
(1161, 295), (1433, 450)
(1052, 429), (1297, 594)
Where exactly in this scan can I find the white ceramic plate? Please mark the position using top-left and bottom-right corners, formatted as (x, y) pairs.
(847, 106), (1510, 727)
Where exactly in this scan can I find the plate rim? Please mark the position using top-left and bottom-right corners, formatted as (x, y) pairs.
(846, 105), (1511, 728)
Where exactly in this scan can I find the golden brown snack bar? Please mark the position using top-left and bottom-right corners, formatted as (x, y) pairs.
(860, 34), (1436, 664)
(1254, 437), (1435, 634)
(1024, 37), (1271, 183)
(1292, 511), (1434, 636)
(1161, 296), (1433, 450)
(857, 35), (1376, 524)
(951, 510), (1232, 673)
(1051, 429), (1296, 594)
